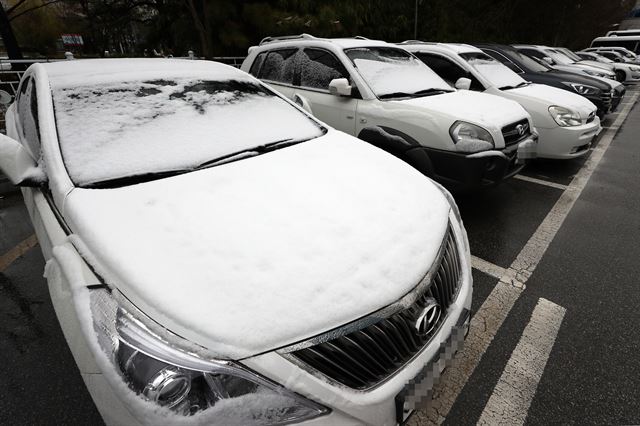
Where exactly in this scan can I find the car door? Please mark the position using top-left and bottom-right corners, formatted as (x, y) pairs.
(292, 48), (358, 135)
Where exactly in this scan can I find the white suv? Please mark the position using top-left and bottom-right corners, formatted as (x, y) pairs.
(0, 58), (472, 425)
(241, 35), (537, 190)
(403, 43), (602, 159)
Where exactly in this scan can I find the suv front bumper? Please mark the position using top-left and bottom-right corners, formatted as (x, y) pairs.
(417, 135), (538, 191)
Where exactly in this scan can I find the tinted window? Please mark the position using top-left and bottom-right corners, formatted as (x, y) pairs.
(300, 48), (348, 90)
(258, 49), (299, 84)
(414, 53), (483, 91)
(16, 77), (41, 159)
(249, 52), (266, 77)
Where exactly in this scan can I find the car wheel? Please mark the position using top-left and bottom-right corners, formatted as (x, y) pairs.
(615, 70), (626, 82)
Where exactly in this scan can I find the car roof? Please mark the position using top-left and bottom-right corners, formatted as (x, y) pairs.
(254, 34), (392, 50)
(399, 42), (482, 55)
(40, 58), (247, 88)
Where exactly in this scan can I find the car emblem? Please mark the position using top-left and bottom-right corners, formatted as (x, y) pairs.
(414, 298), (441, 337)
(516, 123), (526, 136)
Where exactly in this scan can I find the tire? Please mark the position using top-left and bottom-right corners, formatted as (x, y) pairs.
(615, 70), (626, 82)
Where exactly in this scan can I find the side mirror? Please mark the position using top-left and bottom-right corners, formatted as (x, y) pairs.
(455, 77), (472, 91)
(329, 78), (352, 96)
(542, 56), (555, 65)
(0, 90), (13, 106)
(0, 133), (44, 186)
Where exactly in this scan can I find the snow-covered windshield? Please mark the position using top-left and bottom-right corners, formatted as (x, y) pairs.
(345, 47), (453, 99)
(460, 52), (527, 90)
(52, 79), (324, 187)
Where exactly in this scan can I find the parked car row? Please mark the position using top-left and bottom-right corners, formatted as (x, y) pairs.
(0, 32), (631, 426)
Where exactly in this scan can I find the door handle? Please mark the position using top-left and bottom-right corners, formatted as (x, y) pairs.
(360, 118), (367, 124)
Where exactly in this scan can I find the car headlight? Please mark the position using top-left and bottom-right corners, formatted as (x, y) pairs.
(548, 106), (582, 127)
(632, 66), (640, 72)
(449, 121), (494, 153)
(564, 82), (600, 96)
(582, 69), (605, 77)
(88, 288), (329, 423)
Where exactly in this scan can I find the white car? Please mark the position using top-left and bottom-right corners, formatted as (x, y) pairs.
(241, 35), (537, 190)
(584, 47), (640, 64)
(0, 58), (472, 426)
(402, 43), (602, 159)
(574, 50), (640, 84)
(514, 45), (618, 81)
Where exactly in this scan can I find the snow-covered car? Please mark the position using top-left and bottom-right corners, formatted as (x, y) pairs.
(584, 47), (640, 64)
(241, 35), (537, 190)
(572, 49), (640, 84)
(0, 58), (473, 426)
(514, 44), (618, 81)
(403, 42), (602, 159)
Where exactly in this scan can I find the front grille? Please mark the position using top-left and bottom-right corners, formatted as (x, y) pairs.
(502, 119), (531, 146)
(289, 226), (462, 390)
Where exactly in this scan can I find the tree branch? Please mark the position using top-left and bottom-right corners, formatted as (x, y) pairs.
(8, 0), (65, 21)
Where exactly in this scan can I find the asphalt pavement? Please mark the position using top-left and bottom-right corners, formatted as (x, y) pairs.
(0, 86), (639, 425)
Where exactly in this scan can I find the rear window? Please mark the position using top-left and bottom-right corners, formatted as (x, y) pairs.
(52, 78), (324, 187)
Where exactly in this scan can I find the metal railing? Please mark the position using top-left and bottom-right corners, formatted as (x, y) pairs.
(0, 55), (246, 133)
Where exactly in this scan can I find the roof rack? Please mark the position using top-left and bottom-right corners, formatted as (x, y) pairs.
(353, 36), (369, 40)
(397, 40), (433, 45)
(259, 33), (317, 46)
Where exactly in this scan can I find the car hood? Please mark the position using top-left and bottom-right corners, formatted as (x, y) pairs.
(578, 60), (614, 71)
(546, 70), (612, 90)
(63, 131), (451, 359)
(508, 83), (596, 118)
(396, 90), (529, 128)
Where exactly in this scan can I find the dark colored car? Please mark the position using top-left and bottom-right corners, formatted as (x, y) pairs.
(475, 44), (625, 117)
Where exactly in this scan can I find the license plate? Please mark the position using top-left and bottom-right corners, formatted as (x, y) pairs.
(395, 310), (470, 424)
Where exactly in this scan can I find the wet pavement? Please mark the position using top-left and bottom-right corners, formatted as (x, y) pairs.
(0, 86), (639, 425)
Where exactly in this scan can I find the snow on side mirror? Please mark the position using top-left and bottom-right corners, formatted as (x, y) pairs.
(329, 78), (352, 96)
(0, 133), (45, 187)
(543, 56), (555, 65)
(0, 90), (13, 106)
(454, 77), (472, 91)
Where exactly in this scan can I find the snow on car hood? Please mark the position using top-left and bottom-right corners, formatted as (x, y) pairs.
(63, 131), (450, 359)
(397, 90), (529, 128)
(508, 83), (596, 118)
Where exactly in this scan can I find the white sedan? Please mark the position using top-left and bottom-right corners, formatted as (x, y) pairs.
(0, 59), (472, 425)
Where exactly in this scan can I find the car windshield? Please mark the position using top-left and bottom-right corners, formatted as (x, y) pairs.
(593, 54), (614, 63)
(52, 78), (325, 187)
(345, 47), (453, 99)
(544, 49), (575, 65)
(508, 49), (551, 72)
(559, 49), (583, 62)
(460, 52), (527, 90)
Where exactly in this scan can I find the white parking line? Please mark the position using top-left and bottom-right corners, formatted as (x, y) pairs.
(513, 174), (568, 190)
(471, 255), (507, 280)
(478, 298), (565, 425)
(409, 89), (640, 425)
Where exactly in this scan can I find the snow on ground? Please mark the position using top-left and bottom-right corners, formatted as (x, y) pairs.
(63, 131), (450, 359)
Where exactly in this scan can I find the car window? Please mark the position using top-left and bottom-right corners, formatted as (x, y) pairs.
(414, 52), (484, 91)
(16, 77), (41, 159)
(300, 48), (349, 91)
(51, 78), (325, 187)
(258, 49), (299, 85)
(345, 47), (453, 98)
(460, 52), (527, 90)
(249, 52), (266, 77)
(482, 49), (524, 73)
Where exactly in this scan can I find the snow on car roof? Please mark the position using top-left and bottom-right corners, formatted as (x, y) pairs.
(42, 58), (248, 88)
(401, 42), (481, 55)
(255, 36), (392, 51)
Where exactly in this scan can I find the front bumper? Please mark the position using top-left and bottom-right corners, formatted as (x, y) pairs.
(415, 136), (538, 191)
(536, 117), (601, 159)
(243, 215), (474, 426)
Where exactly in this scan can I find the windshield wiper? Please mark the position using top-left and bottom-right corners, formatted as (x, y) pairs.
(499, 81), (530, 90)
(82, 138), (307, 189)
(195, 138), (302, 170)
(379, 88), (453, 100)
(83, 169), (192, 189)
